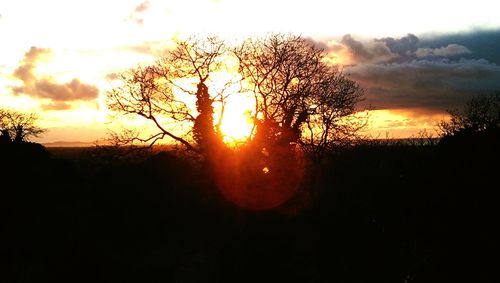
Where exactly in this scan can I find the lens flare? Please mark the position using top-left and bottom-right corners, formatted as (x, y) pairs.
(213, 144), (304, 211)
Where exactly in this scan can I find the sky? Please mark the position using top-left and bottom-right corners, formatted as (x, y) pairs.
(1, 0), (500, 142)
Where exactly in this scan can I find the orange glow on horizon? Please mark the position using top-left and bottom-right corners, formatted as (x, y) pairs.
(365, 109), (444, 138)
(2, 39), (449, 144)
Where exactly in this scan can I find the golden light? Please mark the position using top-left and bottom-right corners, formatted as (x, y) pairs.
(218, 93), (255, 146)
(365, 109), (442, 138)
(206, 65), (257, 147)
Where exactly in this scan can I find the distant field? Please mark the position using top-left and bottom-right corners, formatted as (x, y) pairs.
(46, 147), (93, 159)
(43, 138), (440, 160)
(43, 141), (96, 148)
(46, 144), (180, 160)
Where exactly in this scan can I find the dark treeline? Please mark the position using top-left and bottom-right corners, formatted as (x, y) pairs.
(2, 127), (498, 283)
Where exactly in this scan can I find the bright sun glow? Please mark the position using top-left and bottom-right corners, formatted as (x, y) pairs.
(219, 93), (255, 146)
(171, 68), (256, 147)
(205, 65), (256, 147)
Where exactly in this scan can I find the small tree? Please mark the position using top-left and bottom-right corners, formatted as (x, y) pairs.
(0, 109), (46, 144)
(439, 94), (500, 137)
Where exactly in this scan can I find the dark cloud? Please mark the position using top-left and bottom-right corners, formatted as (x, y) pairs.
(419, 29), (500, 65)
(12, 46), (99, 106)
(317, 31), (500, 115)
(341, 34), (394, 63)
(347, 58), (500, 112)
(327, 33), (477, 65)
(375, 34), (419, 61)
(341, 34), (372, 61)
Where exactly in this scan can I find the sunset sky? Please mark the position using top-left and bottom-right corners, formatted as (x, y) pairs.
(1, 0), (500, 142)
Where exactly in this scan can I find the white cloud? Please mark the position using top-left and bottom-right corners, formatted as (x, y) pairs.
(416, 44), (472, 58)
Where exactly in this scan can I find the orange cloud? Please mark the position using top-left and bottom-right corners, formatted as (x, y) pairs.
(11, 46), (99, 109)
(41, 101), (73, 111)
(129, 0), (151, 25)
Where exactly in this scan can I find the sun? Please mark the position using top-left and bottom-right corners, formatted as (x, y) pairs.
(218, 93), (255, 146)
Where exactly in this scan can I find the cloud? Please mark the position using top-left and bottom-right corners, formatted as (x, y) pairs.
(14, 78), (99, 101)
(105, 72), (119, 81)
(12, 46), (99, 107)
(327, 34), (472, 65)
(134, 0), (150, 13)
(129, 0), (150, 25)
(375, 34), (419, 60)
(13, 47), (50, 83)
(41, 102), (72, 111)
(314, 31), (500, 115)
(418, 29), (500, 65)
(304, 37), (329, 51)
(347, 58), (500, 111)
(416, 44), (472, 58)
(321, 34), (419, 65)
(340, 34), (395, 63)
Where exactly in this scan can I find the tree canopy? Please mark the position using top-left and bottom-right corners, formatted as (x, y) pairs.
(235, 34), (366, 160)
(106, 34), (366, 161)
(107, 37), (232, 154)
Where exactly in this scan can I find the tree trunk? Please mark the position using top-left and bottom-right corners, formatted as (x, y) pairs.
(14, 127), (24, 144)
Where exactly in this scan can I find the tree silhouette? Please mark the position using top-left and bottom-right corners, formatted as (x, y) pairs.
(107, 35), (366, 161)
(439, 93), (500, 137)
(235, 34), (366, 160)
(0, 108), (46, 144)
(107, 37), (234, 156)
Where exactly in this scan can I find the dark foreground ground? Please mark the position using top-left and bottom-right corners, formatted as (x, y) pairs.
(2, 135), (498, 283)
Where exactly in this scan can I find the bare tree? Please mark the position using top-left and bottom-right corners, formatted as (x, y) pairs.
(0, 108), (46, 144)
(107, 37), (237, 155)
(108, 35), (366, 161)
(235, 34), (366, 160)
(439, 93), (500, 137)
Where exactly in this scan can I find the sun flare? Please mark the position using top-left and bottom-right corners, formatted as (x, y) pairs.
(218, 93), (255, 146)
